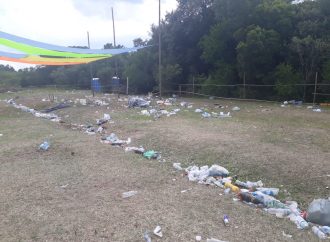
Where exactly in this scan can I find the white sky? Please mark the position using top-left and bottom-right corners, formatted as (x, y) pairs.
(0, 0), (178, 69)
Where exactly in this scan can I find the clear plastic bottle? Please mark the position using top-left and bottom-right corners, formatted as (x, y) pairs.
(289, 214), (309, 229)
(312, 226), (327, 240)
(266, 208), (291, 217)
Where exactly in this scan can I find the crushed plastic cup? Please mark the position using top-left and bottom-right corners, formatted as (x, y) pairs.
(153, 226), (163, 238)
(39, 141), (50, 151)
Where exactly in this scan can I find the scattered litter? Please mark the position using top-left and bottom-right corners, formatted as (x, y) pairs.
(128, 97), (150, 108)
(196, 235), (202, 241)
(202, 112), (211, 118)
(144, 231), (152, 242)
(79, 99), (87, 105)
(6, 99), (61, 122)
(256, 187), (279, 196)
(320, 226), (330, 235)
(122, 191), (138, 199)
(223, 215), (229, 226)
(153, 226), (163, 238)
(96, 113), (111, 125)
(206, 238), (228, 242)
(125, 146), (145, 154)
(307, 106), (313, 109)
(181, 188), (192, 193)
(143, 150), (161, 160)
(282, 231), (293, 238)
(219, 112), (231, 118)
(312, 226), (327, 240)
(60, 184), (69, 188)
(97, 126), (104, 133)
(141, 110), (150, 116)
(306, 199), (330, 226)
(195, 109), (203, 113)
(173, 163), (183, 171)
(102, 133), (131, 146)
(39, 141), (50, 151)
(313, 108), (322, 112)
(42, 103), (70, 113)
(232, 106), (240, 111)
(0, 134), (3, 137)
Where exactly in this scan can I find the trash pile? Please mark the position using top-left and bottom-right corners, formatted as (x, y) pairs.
(74, 97), (110, 106)
(128, 97), (150, 108)
(173, 163), (330, 240)
(42, 103), (70, 113)
(140, 108), (181, 118)
(101, 133), (131, 146)
(6, 99), (61, 122)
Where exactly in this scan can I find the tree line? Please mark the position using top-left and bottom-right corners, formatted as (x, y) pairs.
(0, 0), (329, 101)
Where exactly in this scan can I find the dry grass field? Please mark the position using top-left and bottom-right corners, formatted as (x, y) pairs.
(0, 88), (329, 241)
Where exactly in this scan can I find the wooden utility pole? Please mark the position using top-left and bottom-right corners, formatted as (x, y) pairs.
(158, 0), (162, 98)
(112, 7), (118, 76)
(87, 31), (94, 97)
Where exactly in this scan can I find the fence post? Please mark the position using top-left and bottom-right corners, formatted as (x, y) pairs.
(193, 76), (195, 96)
(313, 72), (318, 106)
(243, 72), (246, 99)
(126, 77), (129, 95)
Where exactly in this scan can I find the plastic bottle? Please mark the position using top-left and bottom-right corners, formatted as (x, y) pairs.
(239, 192), (262, 204)
(312, 226), (327, 240)
(256, 188), (279, 196)
(290, 214), (309, 230)
(266, 208), (291, 217)
(235, 180), (250, 189)
(320, 226), (330, 235)
(224, 182), (240, 193)
(223, 215), (229, 226)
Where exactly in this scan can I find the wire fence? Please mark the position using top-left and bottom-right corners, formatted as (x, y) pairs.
(174, 82), (330, 104)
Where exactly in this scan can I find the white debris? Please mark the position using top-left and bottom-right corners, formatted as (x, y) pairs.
(181, 188), (192, 193)
(104, 113), (111, 120)
(282, 231), (293, 238)
(202, 112), (211, 118)
(232, 106), (240, 111)
(173, 163), (183, 171)
(153, 226), (163, 238)
(206, 238), (228, 242)
(79, 99), (87, 105)
(122, 191), (138, 199)
(195, 109), (203, 113)
(196, 235), (202, 241)
(141, 110), (150, 116)
(313, 109), (322, 112)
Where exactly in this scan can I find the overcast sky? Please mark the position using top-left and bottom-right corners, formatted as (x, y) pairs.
(0, 0), (178, 69)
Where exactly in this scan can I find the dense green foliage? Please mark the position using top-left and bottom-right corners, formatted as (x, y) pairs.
(0, 0), (329, 101)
